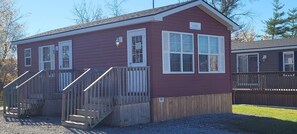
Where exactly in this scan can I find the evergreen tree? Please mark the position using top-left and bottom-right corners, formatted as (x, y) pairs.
(287, 8), (297, 37)
(264, 0), (287, 39)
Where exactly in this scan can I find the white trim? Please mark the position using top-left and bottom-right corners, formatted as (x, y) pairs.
(24, 48), (31, 67)
(236, 53), (259, 73)
(127, 28), (147, 67)
(162, 30), (195, 74)
(198, 34), (225, 74)
(283, 51), (295, 72)
(232, 45), (297, 53)
(58, 40), (73, 70)
(12, 0), (238, 46)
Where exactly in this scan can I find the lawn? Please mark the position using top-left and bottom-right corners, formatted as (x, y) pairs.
(230, 105), (297, 134)
(0, 100), (3, 107)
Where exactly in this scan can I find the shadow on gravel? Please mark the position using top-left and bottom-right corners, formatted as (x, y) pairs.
(4, 116), (61, 126)
(221, 114), (297, 134)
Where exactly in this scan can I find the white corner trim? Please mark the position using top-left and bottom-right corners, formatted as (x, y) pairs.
(232, 45), (297, 53)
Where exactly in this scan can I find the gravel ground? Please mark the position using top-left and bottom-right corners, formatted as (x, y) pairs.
(0, 112), (250, 134)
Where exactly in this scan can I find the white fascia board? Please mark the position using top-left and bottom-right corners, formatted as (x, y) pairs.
(12, 16), (158, 45)
(232, 45), (297, 53)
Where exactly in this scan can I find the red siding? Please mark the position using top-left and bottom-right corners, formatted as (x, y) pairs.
(149, 7), (231, 97)
(17, 6), (231, 98)
(17, 23), (153, 74)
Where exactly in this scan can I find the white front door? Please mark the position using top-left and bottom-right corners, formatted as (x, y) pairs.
(39, 45), (55, 71)
(127, 28), (147, 93)
(58, 40), (73, 91)
(127, 28), (147, 67)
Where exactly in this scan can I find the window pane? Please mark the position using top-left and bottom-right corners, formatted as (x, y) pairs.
(182, 34), (193, 52)
(210, 37), (219, 54)
(43, 47), (51, 61)
(25, 49), (31, 57)
(285, 64), (294, 72)
(284, 53), (294, 64)
(210, 55), (219, 71)
(170, 54), (181, 72)
(199, 55), (208, 72)
(199, 36), (208, 53)
(183, 54), (193, 72)
(132, 35), (143, 63)
(25, 58), (31, 66)
(62, 46), (70, 68)
(170, 33), (181, 52)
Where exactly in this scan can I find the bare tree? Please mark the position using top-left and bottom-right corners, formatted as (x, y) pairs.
(0, 0), (24, 90)
(232, 26), (260, 42)
(72, 0), (104, 24)
(105, 0), (127, 17)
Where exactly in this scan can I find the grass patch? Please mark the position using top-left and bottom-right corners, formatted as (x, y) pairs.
(229, 105), (297, 134)
(233, 105), (297, 122)
(0, 100), (2, 107)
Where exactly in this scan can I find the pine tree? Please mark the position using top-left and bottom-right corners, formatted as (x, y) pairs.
(287, 8), (297, 37)
(264, 0), (287, 39)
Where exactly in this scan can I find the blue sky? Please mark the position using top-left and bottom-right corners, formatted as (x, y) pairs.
(16, 0), (297, 37)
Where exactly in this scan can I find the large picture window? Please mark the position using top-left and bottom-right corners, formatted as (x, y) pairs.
(162, 31), (194, 74)
(283, 51), (294, 72)
(24, 48), (31, 67)
(198, 35), (225, 73)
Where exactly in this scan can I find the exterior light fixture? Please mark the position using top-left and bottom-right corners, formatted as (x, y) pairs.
(262, 55), (267, 62)
(115, 36), (123, 47)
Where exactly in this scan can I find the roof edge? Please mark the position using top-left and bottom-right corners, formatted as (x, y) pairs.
(13, 0), (239, 45)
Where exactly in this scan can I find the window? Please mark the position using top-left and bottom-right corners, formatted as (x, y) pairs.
(39, 45), (55, 70)
(24, 48), (31, 67)
(198, 35), (225, 73)
(283, 51), (294, 72)
(162, 31), (194, 73)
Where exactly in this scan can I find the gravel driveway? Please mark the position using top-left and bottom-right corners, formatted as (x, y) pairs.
(0, 112), (250, 134)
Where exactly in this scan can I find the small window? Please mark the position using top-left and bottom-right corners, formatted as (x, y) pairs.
(283, 51), (294, 72)
(24, 48), (31, 67)
(198, 35), (225, 73)
(162, 31), (194, 74)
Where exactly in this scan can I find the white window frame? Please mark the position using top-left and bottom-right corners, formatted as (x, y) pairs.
(39, 45), (55, 70)
(162, 31), (195, 74)
(24, 48), (31, 67)
(283, 51), (294, 72)
(198, 34), (225, 74)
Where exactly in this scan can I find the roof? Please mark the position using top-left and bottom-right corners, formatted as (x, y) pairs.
(232, 37), (297, 53)
(13, 0), (239, 45)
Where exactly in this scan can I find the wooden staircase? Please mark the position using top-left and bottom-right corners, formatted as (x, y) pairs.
(62, 102), (113, 129)
(5, 94), (44, 117)
(3, 70), (47, 118)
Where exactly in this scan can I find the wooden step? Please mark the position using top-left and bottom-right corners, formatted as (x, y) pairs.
(69, 115), (93, 122)
(4, 112), (18, 118)
(76, 109), (99, 116)
(62, 120), (87, 129)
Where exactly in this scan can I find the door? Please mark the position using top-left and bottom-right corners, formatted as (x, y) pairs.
(39, 45), (55, 71)
(237, 53), (259, 86)
(58, 40), (73, 91)
(127, 28), (147, 93)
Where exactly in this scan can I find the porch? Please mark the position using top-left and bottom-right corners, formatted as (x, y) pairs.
(2, 66), (150, 129)
(232, 71), (297, 107)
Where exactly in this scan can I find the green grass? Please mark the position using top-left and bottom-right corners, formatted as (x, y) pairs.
(0, 100), (2, 107)
(229, 105), (297, 134)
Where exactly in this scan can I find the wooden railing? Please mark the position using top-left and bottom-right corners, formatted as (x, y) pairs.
(16, 70), (46, 116)
(61, 69), (104, 122)
(3, 71), (32, 115)
(83, 66), (150, 128)
(232, 71), (297, 91)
